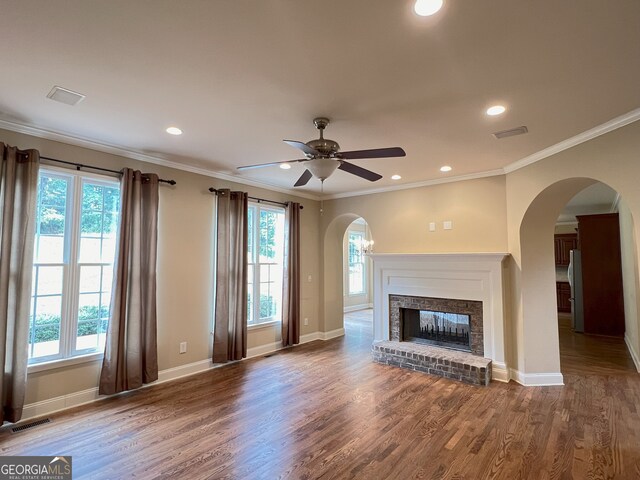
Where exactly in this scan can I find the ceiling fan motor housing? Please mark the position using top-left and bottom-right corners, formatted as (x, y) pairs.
(306, 138), (340, 157)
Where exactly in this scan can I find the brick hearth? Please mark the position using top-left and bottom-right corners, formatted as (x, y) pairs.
(372, 340), (491, 386)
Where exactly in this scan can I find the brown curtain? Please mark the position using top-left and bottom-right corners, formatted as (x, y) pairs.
(213, 189), (248, 363)
(282, 202), (301, 347)
(0, 144), (39, 423)
(99, 169), (159, 395)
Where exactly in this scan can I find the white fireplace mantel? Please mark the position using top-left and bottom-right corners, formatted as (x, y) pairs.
(369, 253), (510, 382)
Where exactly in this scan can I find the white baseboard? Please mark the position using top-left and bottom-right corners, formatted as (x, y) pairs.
(20, 328), (346, 422)
(321, 328), (346, 340)
(509, 368), (564, 386)
(343, 303), (373, 313)
(246, 342), (282, 359)
(624, 334), (640, 372)
(490, 362), (510, 383)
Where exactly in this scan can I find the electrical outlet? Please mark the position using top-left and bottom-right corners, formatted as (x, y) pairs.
(179, 342), (187, 354)
(304, 317), (309, 326)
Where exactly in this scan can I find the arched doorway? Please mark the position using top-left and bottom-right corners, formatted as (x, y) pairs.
(342, 217), (373, 339)
(517, 177), (640, 383)
(553, 182), (637, 374)
(322, 213), (374, 340)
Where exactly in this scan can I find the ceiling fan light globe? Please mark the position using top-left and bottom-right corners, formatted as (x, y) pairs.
(308, 158), (340, 181)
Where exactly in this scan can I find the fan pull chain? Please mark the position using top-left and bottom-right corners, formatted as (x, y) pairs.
(320, 180), (324, 216)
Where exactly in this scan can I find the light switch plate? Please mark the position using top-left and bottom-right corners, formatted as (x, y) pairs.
(443, 221), (453, 230)
(429, 222), (436, 232)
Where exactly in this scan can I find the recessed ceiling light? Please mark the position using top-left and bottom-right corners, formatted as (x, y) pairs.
(440, 165), (452, 172)
(166, 127), (183, 135)
(279, 163), (292, 170)
(414, 0), (443, 16)
(391, 174), (402, 180)
(486, 105), (506, 116)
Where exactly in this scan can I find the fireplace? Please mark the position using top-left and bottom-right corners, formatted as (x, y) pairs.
(370, 253), (509, 383)
(401, 308), (471, 351)
(389, 294), (484, 357)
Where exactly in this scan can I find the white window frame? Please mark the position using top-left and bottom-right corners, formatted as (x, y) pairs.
(347, 231), (366, 296)
(247, 202), (285, 327)
(28, 167), (120, 367)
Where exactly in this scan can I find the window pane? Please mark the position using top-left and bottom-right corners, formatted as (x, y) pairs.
(79, 265), (102, 293)
(35, 175), (69, 264)
(29, 295), (62, 359)
(260, 282), (276, 319)
(247, 207), (255, 262)
(79, 180), (120, 263)
(259, 210), (284, 263)
(76, 293), (108, 352)
(247, 205), (285, 325)
(33, 266), (64, 296)
(247, 264), (254, 324)
(349, 264), (365, 294)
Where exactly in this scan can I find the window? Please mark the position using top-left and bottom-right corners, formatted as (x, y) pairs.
(247, 203), (285, 326)
(348, 231), (365, 295)
(28, 169), (120, 364)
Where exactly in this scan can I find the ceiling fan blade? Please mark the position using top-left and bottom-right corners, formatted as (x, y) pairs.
(294, 169), (313, 187)
(339, 147), (406, 160)
(284, 140), (320, 157)
(338, 161), (383, 182)
(237, 159), (305, 171)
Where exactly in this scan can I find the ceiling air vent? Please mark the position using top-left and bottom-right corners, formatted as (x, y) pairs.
(492, 126), (528, 139)
(46, 86), (86, 106)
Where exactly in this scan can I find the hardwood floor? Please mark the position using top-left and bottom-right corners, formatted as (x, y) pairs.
(558, 314), (637, 375)
(2, 310), (640, 479)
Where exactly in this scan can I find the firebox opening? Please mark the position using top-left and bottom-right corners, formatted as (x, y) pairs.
(401, 308), (471, 352)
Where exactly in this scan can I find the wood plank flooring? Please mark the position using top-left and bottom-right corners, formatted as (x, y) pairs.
(558, 314), (637, 375)
(2, 310), (640, 479)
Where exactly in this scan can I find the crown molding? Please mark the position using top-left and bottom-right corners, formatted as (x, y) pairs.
(0, 118), (322, 201)
(503, 108), (640, 174)
(2, 107), (639, 202)
(323, 169), (506, 200)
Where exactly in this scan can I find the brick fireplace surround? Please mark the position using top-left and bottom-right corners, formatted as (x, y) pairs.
(369, 253), (509, 385)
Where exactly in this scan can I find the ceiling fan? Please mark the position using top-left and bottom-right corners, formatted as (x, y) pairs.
(237, 117), (406, 187)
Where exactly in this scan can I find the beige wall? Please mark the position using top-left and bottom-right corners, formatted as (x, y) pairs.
(619, 199), (640, 369)
(1, 128), (321, 405)
(506, 120), (640, 377)
(321, 176), (508, 332)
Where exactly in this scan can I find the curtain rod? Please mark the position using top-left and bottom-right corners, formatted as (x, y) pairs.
(208, 188), (303, 209)
(37, 155), (177, 185)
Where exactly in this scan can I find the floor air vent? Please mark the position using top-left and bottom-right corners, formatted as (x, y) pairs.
(11, 418), (51, 433)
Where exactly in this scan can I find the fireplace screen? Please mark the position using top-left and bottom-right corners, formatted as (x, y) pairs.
(401, 308), (471, 351)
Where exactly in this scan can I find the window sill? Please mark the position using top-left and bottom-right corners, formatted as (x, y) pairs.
(248, 320), (281, 331)
(27, 352), (104, 374)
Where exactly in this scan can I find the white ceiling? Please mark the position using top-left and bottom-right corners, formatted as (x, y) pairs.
(1, 1), (639, 196)
(557, 183), (619, 224)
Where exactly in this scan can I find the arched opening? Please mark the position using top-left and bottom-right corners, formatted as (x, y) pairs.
(554, 182), (637, 374)
(518, 177), (640, 381)
(342, 217), (373, 340)
(322, 213), (374, 343)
